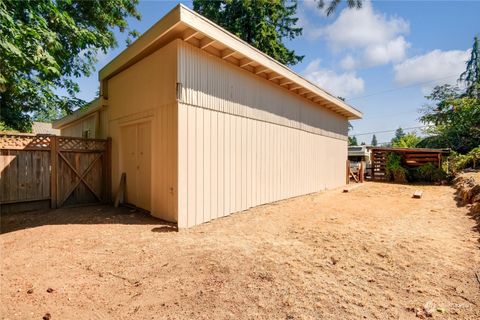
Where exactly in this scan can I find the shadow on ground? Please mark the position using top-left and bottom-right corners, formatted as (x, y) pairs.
(0, 205), (177, 234)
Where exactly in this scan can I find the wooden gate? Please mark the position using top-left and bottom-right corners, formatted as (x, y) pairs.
(0, 134), (111, 212)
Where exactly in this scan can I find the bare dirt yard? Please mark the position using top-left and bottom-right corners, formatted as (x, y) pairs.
(1, 182), (479, 319)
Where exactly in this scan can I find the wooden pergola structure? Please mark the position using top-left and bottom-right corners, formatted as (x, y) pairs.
(369, 147), (450, 181)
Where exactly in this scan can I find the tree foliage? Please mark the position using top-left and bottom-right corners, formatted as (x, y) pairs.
(0, 0), (140, 131)
(459, 36), (480, 98)
(420, 89), (480, 153)
(418, 37), (480, 154)
(390, 127), (405, 146)
(315, 0), (362, 16)
(348, 135), (358, 146)
(371, 134), (378, 146)
(392, 132), (421, 148)
(193, 0), (303, 66)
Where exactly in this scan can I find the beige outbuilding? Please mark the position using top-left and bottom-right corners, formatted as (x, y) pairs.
(54, 4), (362, 228)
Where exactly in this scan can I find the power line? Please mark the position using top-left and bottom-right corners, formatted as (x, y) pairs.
(350, 125), (426, 137)
(347, 74), (458, 101)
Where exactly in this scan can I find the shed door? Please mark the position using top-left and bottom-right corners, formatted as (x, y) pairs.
(120, 121), (151, 211)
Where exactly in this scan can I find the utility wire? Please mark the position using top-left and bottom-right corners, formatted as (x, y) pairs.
(347, 74), (458, 101)
(350, 125), (426, 137)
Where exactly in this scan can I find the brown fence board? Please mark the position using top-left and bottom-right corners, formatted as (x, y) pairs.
(0, 134), (111, 212)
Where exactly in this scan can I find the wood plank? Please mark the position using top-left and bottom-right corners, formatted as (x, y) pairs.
(413, 190), (423, 198)
(346, 160), (350, 185)
(114, 172), (126, 207)
(50, 136), (58, 208)
(25, 150), (34, 200)
(104, 138), (112, 202)
(17, 151), (27, 201)
(42, 151), (50, 198)
(0, 150), (7, 202)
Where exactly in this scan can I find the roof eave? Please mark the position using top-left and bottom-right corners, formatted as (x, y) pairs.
(98, 4), (363, 120)
(53, 98), (102, 129)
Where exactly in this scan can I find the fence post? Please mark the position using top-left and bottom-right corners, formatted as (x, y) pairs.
(105, 137), (112, 203)
(360, 161), (365, 183)
(50, 136), (58, 209)
(346, 160), (350, 185)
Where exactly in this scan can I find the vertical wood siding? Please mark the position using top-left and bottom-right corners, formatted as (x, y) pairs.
(108, 41), (178, 222)
(176, 40), (348, 228)
(59, 109), (108, 139)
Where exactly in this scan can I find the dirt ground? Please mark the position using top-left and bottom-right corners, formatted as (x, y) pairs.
(1, 182), (479, 319)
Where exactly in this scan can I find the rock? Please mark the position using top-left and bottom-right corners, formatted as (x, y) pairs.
(43, 313), (51, 320)
(27, 289), (33, 294)
(423, 302), (435, 317)
(377, 252), (388, 258)
(46, 288), (54, 293)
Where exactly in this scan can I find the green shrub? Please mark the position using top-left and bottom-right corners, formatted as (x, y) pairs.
(385, 153), (408, 183)
(414, 163), (447, 182)
(451, 146), (480, 171)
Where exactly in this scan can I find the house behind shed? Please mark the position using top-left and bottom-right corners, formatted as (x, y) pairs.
(54, 4), (362, 228)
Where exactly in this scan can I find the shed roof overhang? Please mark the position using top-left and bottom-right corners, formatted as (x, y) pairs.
(369, 147), (451, 155)
(99, 4), (362, 120)
(53, 98), (103, 129)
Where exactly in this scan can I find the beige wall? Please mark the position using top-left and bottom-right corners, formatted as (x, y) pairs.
(107, 41), (178, 222)
(59, 104), (108, 139)
(176, 40), (348, 228)
(57, 39), (350, 228)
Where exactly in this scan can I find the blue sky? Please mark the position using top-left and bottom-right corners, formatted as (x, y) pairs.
(74, 0), (480, 144)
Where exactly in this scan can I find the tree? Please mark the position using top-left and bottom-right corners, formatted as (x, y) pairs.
(0, 0), (140, 131)
(348, 136), (358, 146)
(418, 37), (480, 153)
(460, 36), (480, 98)
(193, 1), (363, 66)
(420, 88), (480, 153)
(193, 0), (303, 66)
(315, 0), (362, 16)
(392, 132), (421, 148)
(360, 141), (366, 145)
(32, 105), (67, 123)
(371, 134), (378, 146)
(390, 127), (405, 146)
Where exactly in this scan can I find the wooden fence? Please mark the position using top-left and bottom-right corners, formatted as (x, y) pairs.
(0, 134), (111, 212)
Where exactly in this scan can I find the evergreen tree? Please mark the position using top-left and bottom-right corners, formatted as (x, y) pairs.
(348, 136), (358, 146)
(315, 0), (362, 16)
(371, 134), (378, 146)
(459, 36), (480, 98)
(391, 127), (405, 145)
(193, 0), (363, 66)
(193, 0), (303, 66)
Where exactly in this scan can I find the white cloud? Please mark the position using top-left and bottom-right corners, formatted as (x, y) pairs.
(363, 36), (409, 67)
(394, 49), (470, 89)
(322, 1), (409, 49)
(340, 55), (356, 70)
(305, 1), (410, 69)
(303, 59), (365, 98)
